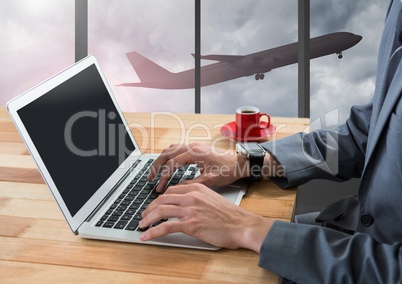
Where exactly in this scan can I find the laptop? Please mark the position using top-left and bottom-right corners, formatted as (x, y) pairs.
(7, 55), (247, 250)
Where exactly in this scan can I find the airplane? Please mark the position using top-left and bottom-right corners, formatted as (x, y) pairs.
(118, 32), (362, 89)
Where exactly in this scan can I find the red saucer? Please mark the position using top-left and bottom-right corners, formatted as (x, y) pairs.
(220, 121), (276, 142)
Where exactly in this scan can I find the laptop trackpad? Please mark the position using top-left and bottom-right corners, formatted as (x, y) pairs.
(212, 182), (248, 206)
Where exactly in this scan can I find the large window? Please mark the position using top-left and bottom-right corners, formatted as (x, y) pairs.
(1, 0), (389, 125)
(0, 0), (74, 106)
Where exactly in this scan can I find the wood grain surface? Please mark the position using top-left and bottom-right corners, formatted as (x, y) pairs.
(0, 106), (309, 283)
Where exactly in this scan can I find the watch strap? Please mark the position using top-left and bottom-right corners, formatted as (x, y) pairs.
(249, 153), (265, 181)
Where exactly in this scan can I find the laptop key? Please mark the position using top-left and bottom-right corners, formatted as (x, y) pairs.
(132, 185), (143, 191)
(148, 193), (159, 199)
(120, 200), (131, 206)
(129, 204), (140, 210)
(114, 221), (128, 229)
(127, 190), (139, 196)
(124, 196), (135, 201)
(143, 184), (154, 191)
(116, 205), (127, 211)
(107, 216), (119, 222)
(125, 220), (139, 231)
(121, 215), (131, 221)
(133, 214), (142, 221)
(137, 194), (148, 200)
(141, 189), (151, 195)
(102, 222), (114, 228)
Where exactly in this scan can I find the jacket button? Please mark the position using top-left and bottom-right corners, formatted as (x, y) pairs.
(360, 213), (374, 227)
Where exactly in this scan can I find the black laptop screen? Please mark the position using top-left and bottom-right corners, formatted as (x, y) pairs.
(18, 64), (136, 216)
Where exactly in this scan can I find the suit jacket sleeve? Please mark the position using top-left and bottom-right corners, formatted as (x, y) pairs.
(259, 221), (402, 284)
(257, 100), (402, 283)
(260, 100), (372, 188)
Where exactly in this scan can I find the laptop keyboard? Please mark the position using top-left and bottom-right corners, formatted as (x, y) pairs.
(95, 159), (198, 232)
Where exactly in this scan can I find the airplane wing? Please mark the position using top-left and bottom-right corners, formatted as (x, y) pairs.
(191, 53), (244, 63)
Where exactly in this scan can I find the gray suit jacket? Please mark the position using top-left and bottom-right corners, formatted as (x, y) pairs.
(258, 1), (402, 283)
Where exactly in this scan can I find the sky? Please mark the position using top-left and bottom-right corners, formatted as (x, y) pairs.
(0, 0), (390, 129)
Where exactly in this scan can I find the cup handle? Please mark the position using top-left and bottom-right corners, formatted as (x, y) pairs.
(259, 114), (270, 128)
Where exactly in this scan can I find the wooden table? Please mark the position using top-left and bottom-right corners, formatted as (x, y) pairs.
(0, 106), (309, 283)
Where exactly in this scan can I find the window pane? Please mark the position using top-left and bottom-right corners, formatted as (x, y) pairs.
(201, 1), (298, 117)
(310, 1), (388, 128)
(0, 0), (74, 106)
(88, 0), (194, 113)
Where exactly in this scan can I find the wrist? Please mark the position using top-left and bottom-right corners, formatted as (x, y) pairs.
(239, 214), (274, 252)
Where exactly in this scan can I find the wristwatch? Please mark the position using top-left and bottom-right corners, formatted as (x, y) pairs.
(236, 142), (266, 181)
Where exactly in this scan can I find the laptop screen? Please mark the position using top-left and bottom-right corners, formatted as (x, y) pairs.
(18, 64), (136, 217)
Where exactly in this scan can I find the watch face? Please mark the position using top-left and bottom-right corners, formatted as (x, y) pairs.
(237, 142), (265, 157)
(244, 142), (263, 152)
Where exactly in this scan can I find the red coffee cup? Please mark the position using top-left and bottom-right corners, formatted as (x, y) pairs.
(235, 106), (270, 139)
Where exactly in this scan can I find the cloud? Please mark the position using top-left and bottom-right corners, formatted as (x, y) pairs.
(310, 1), (363, 34)
(0, 0), (74, 104)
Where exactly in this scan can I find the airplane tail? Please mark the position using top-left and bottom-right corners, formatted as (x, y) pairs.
(125, 51), (173, 82)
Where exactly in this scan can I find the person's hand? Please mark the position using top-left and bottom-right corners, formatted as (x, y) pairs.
(148, 142), (249, 192)
(139, 183), (274, 252)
